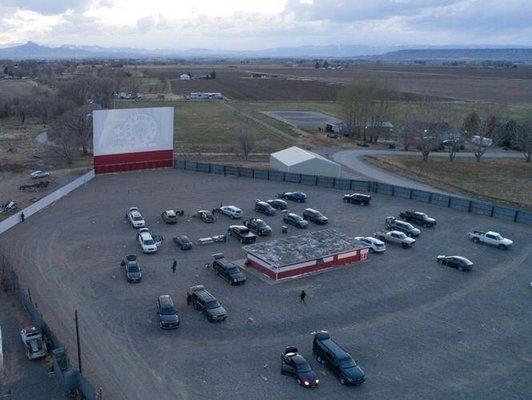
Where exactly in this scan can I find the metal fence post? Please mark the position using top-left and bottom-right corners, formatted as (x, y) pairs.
(267, 170), (270, 180)
(490, 206), (494, 217)
(514, 210), (519, 222)
(391, 186), (395, 197)
(447, 197), (451, 208)
(409, 189), (413, 199)
(468, 200), (472, 213)
(283, 173), (286, 182)
(428, 192), (432, 204)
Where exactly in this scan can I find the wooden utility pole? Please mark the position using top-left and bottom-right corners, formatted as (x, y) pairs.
(75, 309), (82, 375)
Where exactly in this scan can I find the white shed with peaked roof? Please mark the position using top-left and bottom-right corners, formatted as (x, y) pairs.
(270, 146), (341, 177)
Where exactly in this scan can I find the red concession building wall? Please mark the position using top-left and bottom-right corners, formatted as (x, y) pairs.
(92, 107), (174, 174)
(246, 248), (369, 281)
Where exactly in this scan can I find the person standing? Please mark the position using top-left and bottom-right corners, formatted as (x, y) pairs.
(20, 212), (25, 222)
(172, 259), (177, 273)
(300, 290), (306, 304)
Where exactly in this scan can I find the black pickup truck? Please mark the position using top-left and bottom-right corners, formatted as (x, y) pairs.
(227, 225), (257, 244)
(399, 210), (436, 227)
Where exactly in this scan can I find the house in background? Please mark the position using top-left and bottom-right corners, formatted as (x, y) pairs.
(180, 73), (191, 81)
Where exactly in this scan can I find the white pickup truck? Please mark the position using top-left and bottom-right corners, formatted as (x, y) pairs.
(467, 230), (513, 250)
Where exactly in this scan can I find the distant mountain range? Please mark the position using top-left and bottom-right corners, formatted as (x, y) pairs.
(0, 41), (531, 61)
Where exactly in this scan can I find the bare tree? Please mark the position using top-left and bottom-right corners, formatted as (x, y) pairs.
(513, 120), (532, 162)
(60, 107), (94, 155)
(50, 117), (78, 165)
(473, 114), (501, 162)
(234, 124), (257, 160)
(337, 76), (396, 141)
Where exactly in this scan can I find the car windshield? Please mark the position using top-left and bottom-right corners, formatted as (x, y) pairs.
(207, 300), (221, 309)
(292, 215), (303, 221)
(228, 267), (240, 275)
(415, 212), (427, 218)
(133, 216), (143, 221)
(180, 237), (190, 244)
(144, 239), (154, 246)
(493, 234), (503, 240)
(296, 362), (312, 373)
(161, 306), (176, 315)
(128, 264), (140, 273)
(395, 232), (407, 239)
(256, 221), (267, 228)
(339, 358), (357, 369)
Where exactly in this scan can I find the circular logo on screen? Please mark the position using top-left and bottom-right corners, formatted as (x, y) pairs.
(123, 113), (158, 149)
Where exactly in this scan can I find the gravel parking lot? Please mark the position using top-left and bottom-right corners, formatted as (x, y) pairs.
(0, 169), (530, 400)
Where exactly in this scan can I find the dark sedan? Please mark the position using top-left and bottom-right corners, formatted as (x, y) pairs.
(303, 208), (328, 225)
(281, 347), (319, 388)
(173, 235), (192, 250)
(283, 213), (309, 229)
(277, 191), (307, 203)
(120, 255), (142, 283)
(267, 199), (288, 210)
(436, 255), (473, 271)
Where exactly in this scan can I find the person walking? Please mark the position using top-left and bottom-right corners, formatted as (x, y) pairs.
(172, 259), (177, 273)
(20, 212), (25, 222)
(300, 290), (306, 304)
(186, 292), (192, 306)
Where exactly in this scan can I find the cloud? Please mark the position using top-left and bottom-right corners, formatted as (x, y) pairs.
(1, 0), (93, 15)
(285, 0), (459, 22)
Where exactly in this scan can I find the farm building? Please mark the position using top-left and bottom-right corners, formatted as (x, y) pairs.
(270, 146), (342, 177)
(180, 74), (191, 81)
(243, 229), (369, 280)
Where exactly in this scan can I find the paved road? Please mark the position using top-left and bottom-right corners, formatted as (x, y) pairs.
(332, 149), (523, 196)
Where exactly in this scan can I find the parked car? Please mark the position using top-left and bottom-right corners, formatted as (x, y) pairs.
(281, 346), (319, 388)
(227, 225), (257, 244)
(374, 230), (415, 248)
(173, 235), (192, 250)
(127, 207), (145, 228)
(220, 205), (243, 219)
(210, 253), (247, 285)
(283, 213), (309, 229)
(312, 331), (365, 386)
(20, 326), (48, 360)
(277, 192), (307, 203)
(161, 210), (178, 224)
(137, 228), (157, 253)
(120, 254), (142, 282)
(195, 210), (215, 223)
(436, 255), (474, 271)
(30, 170), (50, 179)
(343, 193), (371, 205)
(467, 230), (513, 250)
(302, 208), (328, 225)
(157, 295), (179, 329)
(243, 218), (272, 236)
(355, 236), (386, 253)
(267, 199), (288, 210)
(255, 200), (276, 216)
(399, 210), (436, 227)
(188, 285), (227, 322)
(385, 217), (420, 237)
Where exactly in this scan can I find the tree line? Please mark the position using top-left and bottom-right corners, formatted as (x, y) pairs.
(337, 77), (531, 163)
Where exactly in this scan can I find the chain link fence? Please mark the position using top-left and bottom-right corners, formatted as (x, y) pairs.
(174, 160), (532, 225)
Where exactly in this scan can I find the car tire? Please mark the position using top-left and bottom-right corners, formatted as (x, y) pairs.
(369, 248), (374, 253)
(340, 378), (347, 385)
(402, 243), (408, 249)
(498, 244), (507, 250)
(473, 237), (480, 243)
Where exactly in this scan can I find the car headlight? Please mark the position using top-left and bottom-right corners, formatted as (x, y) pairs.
(304, 381), (309, 386)
(315, 379), (319, 384)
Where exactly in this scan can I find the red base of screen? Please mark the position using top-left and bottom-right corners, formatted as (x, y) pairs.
(94, 150), (173, 174)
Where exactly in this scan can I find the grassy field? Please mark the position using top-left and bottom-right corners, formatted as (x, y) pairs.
(0, 80), (36, 97)
(115, 100), (291, 152)
(364, 155), (532, 209)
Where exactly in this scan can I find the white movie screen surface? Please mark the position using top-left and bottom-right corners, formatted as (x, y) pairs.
(93, 107), (174, 156)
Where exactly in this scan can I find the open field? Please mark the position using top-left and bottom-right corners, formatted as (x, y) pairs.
(115, 100), (291, 152)
(245, 65), (532, 104)
(364, 155), (532, 209)
(0, 80), (36, 97)
(0, 169), (530, 400)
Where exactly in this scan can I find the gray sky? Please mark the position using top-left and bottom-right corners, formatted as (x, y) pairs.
(0, 0), (530, 49)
